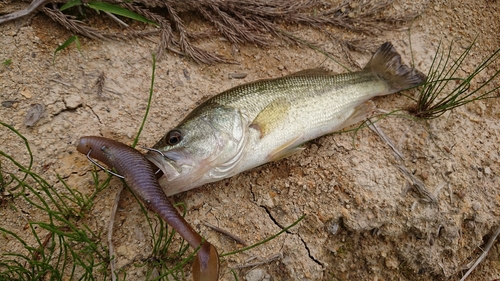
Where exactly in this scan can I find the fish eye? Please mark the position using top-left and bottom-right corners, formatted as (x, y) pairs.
(166, 130), (182, 145)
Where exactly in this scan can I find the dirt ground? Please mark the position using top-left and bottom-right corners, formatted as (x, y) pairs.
(1, 0), (500, 280)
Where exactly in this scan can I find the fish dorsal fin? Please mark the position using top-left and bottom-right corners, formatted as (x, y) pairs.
(285, 68), (334, 77)
(250, 97), (290, 138)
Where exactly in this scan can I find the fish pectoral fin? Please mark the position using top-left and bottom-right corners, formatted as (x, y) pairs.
(250, 97), (290, 138)
(268, 134), (305, 162)
(339, 101), (376, 129)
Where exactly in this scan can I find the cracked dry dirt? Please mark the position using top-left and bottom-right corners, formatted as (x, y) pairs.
(1, 0), (500, 280)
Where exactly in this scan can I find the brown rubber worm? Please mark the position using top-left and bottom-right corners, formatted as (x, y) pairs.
(77, 136), (219, 281)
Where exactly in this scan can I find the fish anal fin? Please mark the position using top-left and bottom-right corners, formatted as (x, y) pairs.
(268, 134), (305, 162)
(341, 101), (376, 129)
(250, 98), (290, 138)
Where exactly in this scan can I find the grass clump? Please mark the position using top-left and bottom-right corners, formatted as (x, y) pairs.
(2, 59), (12, 67)
(409, 40), (500, 119)
(0, 122), (110, 280)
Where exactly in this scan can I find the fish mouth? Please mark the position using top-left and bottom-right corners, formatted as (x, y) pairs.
(144, 150), (182, 181)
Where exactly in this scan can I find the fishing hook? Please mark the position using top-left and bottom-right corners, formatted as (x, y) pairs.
(86, 149), (124, 179)
(140, 146), (166, 175)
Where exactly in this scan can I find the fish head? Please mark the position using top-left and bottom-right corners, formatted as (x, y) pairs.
(146, 105), (247, 195)
(146, 118), (218, 185)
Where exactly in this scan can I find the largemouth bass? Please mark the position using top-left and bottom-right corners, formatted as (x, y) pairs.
(146, 42), (426, 196)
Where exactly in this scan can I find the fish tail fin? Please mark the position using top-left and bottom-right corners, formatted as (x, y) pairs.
(364, 42), (426, 94)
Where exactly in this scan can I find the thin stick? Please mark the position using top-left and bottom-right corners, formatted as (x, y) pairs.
(232, 253), (281, 269)
(366, 119), (438, 203)
(459, 226), (500, 281)
(397, 165), (438, 204)
(367, 119), (405, 161)
(0, 0), (48, 24)
(104, 11), (129, 28)
(204, 222), (247, 246)
(108, 185), (124, 281)
(49, 78), (73, 87)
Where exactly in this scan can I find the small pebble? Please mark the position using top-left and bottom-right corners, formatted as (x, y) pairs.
(484, 166), (491, 176)
(183, 69), (190, 80)
(64, 94), (82, 109)
(1, 100), (18, 108)
(472, 202), (481, 211)
(229, 72), (247, 79)
(246, 268), (268, 281)
(326, 221), (340, 235)
(20, 89), (32, 99)
(174, 79), (184, 87)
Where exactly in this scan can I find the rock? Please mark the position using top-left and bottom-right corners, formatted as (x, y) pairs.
(326, 220), (340, 235)
(48, 101), (66, 115)
(484, 166), (491, 176)
(24, 103), (45, 127)
(20, 88), (32, 98)
(64, 94), (82, 109)
(472, 201), (481, 211)
(246, 268), (270, 281)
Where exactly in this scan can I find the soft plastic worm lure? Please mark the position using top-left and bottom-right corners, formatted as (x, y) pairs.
(77, 136), (219, 281)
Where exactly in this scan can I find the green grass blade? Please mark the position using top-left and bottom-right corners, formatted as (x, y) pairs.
(53, 35), (82, 64)
(86, 1), (158, 26)
(0, 121), (34, 185)
(60, 0), (82, 11)
(221, 214), (305, 257)
(132, 54), (156, 148)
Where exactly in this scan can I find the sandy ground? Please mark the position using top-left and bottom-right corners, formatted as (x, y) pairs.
(1, 0), (500, 280)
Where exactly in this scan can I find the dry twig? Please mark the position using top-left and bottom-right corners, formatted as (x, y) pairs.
(397, 165), (438, 204)
(0, 0), (49, 24)
(232, 253), (282, 269)
(459, 226), (500, 281)
(204, 222), (247, 246)
(367, 118), (438, 204)
(367, 119), (405, 161)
